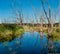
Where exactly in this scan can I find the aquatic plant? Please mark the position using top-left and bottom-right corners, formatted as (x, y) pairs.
(8, 47), (13, 51)
(3, 42), (8, 47)
(11, 51), (16, 54)
(15, 41), (19, 45)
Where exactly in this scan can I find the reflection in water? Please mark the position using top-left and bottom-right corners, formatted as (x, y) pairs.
(48, 38), (54, 53)
(40, 31), (44, 46)
(8, 47), (13, 51)
(0, 32), (60, 54)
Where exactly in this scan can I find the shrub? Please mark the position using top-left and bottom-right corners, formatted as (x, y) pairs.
(0, 24), (24, 42)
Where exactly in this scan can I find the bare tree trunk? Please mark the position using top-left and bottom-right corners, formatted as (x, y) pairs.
(41, 0), (54, 52)
(40, 15), (44, 38)
(12, 0), (23, 27)
(11, 0), (23, 48)
(59, 20), (60, 33)
(30, 3), (39, 31)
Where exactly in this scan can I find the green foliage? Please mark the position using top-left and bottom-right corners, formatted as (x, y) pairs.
(0, 24), (24, 42)
(12, 26), (24, 38)
(43, 27), (60, 42)
(52, 31), (60, 42)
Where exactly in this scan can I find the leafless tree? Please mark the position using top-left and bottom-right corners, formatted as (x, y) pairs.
(41, 0), (54, 35)
(30, 2), (39, 28)
(40, 0), (55, 52)
(11, 0), (23, 26)
(11, 0), (23, 48)
(54, 3), (60, 32)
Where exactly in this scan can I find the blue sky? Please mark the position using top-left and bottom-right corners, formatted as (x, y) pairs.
(0, 0), (60, 23)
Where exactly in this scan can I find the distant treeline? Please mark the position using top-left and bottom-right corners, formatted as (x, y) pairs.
(0, 23), (59, 27)
(22, 23), (59, 27)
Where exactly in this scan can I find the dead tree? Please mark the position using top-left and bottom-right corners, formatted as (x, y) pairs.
(59, 20), (60, 33)
(41, 0), (53, 38)
(30, 2), (39, 28)
(39, 15), (45, 46)
(54, 3), (60, 32)
(11, 0), (23, 47)
(41, 0), (52, 36)
(40, 15), (44, 36)
(12, 0), (23, 27)
(41, 0), (54, 52)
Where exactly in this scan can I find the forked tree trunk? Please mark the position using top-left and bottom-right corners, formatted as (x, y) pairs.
(41, 0), (54, 52)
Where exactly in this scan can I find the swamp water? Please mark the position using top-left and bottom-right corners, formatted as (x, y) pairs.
(0, 31), (60, 54)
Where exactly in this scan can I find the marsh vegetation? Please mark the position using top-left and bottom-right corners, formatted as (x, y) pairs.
(0, 24), (24, 42)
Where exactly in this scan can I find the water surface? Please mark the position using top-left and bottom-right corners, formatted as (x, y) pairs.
(0, 31), (60, 54)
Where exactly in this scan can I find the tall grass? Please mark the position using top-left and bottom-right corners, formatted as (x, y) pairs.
(0, 24), (24, 42)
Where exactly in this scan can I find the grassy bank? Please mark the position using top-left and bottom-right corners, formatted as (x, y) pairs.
(43, 27), (60, 42)
(0, 24), (24, 42)
(0, 24), (60, 42)
(32, 26), (60, 42)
